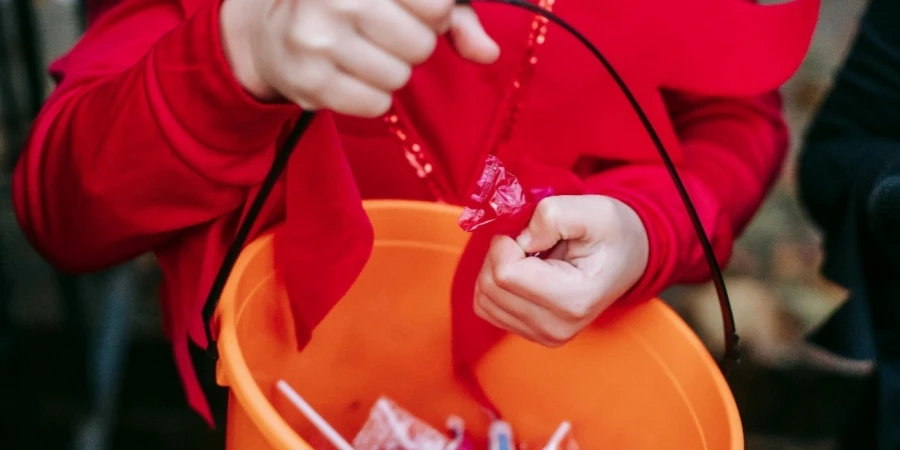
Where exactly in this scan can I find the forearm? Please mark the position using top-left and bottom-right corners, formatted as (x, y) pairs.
(12, 0), (297, 272)
(585, 90), (788, 299)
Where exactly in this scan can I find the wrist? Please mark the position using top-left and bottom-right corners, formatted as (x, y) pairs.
(614, 197), (650, 274)
(152, 0), (299, 155)
(220, 0), (278, 100)
(608, 194), (666, 306)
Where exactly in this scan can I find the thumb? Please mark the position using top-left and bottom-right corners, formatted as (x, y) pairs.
(516, 197), (587, 254)
(448, 6), (500, 64)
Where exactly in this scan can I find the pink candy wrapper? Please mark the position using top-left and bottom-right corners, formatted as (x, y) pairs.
(353, 397), (450, 450)
(458, 155), (554, 235)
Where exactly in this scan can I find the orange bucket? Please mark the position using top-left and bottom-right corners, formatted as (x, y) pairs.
(214, 200), (743, 450)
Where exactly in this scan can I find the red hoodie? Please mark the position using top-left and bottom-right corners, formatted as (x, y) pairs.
(11, 0), (816, 424)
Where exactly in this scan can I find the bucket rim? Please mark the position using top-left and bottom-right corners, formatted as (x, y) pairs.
(641, 301), (744, 449)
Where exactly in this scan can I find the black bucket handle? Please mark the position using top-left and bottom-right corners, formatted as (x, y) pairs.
(200, 0), (740, 373)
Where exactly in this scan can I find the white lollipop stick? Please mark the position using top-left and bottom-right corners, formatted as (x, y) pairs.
(276, 379), (355, 450)
(542, 421), (572, 450)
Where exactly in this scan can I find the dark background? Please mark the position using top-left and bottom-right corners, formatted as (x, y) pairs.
(0, 0), (876, 448)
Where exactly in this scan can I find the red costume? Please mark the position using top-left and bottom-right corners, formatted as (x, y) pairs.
(12, 0), (817, 424)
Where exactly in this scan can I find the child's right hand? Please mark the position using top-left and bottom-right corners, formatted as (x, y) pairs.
(221, 0), (499, 118)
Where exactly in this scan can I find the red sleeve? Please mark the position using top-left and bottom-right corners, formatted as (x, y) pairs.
(11, 0), (299, 273)
(584, 90), (788, 300)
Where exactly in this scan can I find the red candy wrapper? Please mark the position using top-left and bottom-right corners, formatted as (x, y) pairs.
(458, 155), (554, 235)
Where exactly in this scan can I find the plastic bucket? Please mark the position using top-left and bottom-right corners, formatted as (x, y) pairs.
(214, 200), (743, 450)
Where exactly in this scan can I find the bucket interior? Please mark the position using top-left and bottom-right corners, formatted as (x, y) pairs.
(218, 201), (741, 450)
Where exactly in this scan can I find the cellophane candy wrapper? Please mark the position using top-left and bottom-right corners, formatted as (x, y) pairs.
(352, 397), (451, 450)
(458, 155), (553, 235)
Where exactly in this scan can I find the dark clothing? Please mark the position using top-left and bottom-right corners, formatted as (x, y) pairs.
(189, 342), (229, 431)
(798, 0), (900, 448)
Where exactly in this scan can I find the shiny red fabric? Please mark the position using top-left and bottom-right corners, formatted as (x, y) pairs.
(12, 0), (814, 424)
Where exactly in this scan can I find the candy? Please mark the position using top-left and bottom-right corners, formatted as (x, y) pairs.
(458, 155), (554, 235)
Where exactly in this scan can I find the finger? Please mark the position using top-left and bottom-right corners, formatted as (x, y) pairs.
(479, 236), (551, 303)
(490, 245), (592, 317)
(478, 278), (575, 347)
(316, 71), (393, 117)
(487, 236), (567, 301)
(357, 0), (438, 64)
(275, 56), (337, 110)
(448, 6), (500, 64)
(487, 235), (527, 266)
(544, 240), (569, 261)
(332, 35), (412, 91)
(396, 0), (455, 31)
(474, 286), (544, 343)
(478, 253), (549, 327)
(516, 196), (594, 254)
(499, 259), (601, 325)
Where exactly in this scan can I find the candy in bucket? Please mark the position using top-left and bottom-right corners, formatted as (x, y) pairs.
(277, 379), (579, 450)
(353, 397), (452, 450)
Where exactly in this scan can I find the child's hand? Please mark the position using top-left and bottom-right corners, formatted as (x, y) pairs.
(474, 195), (650, 347)
(220, 0), (499, 118)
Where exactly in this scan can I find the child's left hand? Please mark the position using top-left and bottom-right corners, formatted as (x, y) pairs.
(474, 195), (649, 347)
